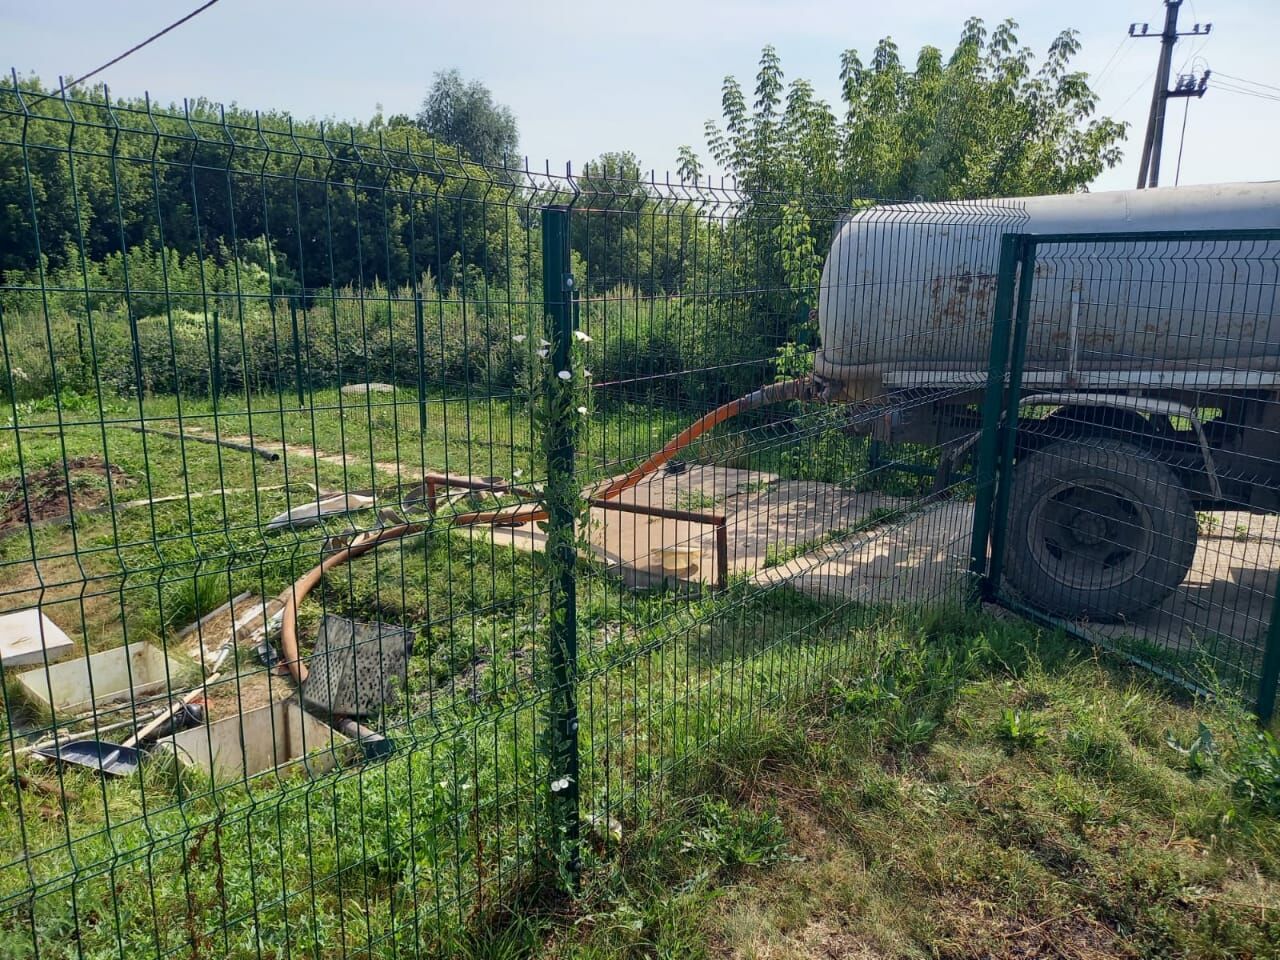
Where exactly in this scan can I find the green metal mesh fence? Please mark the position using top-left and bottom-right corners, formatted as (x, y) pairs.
(2, 77), (1277, 959)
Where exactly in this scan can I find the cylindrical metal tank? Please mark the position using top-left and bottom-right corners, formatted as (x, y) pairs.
(815, 182), (1280, 392)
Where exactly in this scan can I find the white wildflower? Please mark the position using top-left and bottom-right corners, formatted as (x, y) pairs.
(557, 370), (572, 381)
(576, 406), (588, 415)
(550, 776), (572, 793)
(539, 338), (551, 347)
(583, 369), (593, 379)
(512, 334), (527, 343)
(573, 330), (592, 343)
(513, 468), (524, 478)
(536, 348), (550, 359)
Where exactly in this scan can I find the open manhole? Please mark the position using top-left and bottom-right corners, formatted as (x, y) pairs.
(164, 699), (353, 782)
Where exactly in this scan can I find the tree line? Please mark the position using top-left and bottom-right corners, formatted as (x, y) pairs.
(0, 17), (1125, 403)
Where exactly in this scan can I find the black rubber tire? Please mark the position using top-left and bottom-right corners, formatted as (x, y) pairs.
(1003, 439), (1197, 621)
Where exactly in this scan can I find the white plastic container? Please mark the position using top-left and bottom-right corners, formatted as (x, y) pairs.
(15, 642), (191, 715)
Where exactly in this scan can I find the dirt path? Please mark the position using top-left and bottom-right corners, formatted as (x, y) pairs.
(181, 424), (422, 483)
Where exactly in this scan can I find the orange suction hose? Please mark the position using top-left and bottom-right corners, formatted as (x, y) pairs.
(279, 377), (810, 685)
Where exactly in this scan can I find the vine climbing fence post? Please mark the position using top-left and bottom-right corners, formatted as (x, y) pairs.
(540, 203), (581, 880)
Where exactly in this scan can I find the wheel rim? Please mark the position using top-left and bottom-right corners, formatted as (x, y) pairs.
(1026, 478), (1155, 592)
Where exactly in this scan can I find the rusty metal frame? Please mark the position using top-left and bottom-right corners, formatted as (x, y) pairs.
(419, 472), (730, 590)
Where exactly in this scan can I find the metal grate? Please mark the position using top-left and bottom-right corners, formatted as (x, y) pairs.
(300, 615), (412, 718)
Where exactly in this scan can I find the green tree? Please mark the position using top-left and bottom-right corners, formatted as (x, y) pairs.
(0, 75), (526, 293)
(692, 18), (1125, 202)
(416, 69), (520, 164)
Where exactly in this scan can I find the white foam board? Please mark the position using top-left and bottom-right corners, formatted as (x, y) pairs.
(0, 609), (75, 669)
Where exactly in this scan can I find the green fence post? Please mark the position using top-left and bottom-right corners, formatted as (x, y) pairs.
(968, 234), (1024, 603)
(541, 204), (580, 880)
(985, 238), (1036, 594)
(288, 296), (305, 408)
(414, 290), (427, 432)
(1256, 572), (1280, 723)
(210, 307), (222, 409)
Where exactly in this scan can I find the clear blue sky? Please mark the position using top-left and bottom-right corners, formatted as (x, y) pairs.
(2, 0), (1275, 193)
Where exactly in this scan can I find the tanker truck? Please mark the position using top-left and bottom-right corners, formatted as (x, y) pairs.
(812, 181), (1280, 621)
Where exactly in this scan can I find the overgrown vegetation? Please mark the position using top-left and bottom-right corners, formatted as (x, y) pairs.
(527, 612), (1280, 959)
(0, 17), (1202, 958)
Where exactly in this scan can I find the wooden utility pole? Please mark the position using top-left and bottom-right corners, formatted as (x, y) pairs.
(1133, 1), (1212, 188)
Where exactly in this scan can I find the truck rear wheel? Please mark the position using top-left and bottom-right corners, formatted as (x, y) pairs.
(1003, 439), (1196, 621)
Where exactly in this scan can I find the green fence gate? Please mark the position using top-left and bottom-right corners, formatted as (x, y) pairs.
(970, 229), (1280, 720)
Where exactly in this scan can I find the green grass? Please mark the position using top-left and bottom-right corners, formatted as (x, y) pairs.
(5, 386), (1277, 959)
(674, 489), (724, 512)
(8, 581), (1280, 960)
(0, 378), (894, 958)
(525, 611), (1280, 960)
(0, 385), (697, 636)
(762, 506), (898, 569)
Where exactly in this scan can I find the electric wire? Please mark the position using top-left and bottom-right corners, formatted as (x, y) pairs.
(1090, 36), (1132, 91)
(1213, 82), (1280, 102)
(43, 0), (222, 100)
(1212, 71), (1280, 94)
(1174, 96), (1190, 186)
(1116, 68), (1158, 111)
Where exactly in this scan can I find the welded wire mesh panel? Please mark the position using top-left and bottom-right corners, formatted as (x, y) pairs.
(0, 80), (569, 956)
(12, 72), (1276, 959)
(567, 181), (1038, 841)
(985, 231), (1280, 715)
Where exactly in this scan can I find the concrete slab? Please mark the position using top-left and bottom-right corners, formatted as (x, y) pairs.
(476, 463), (1279, 669)
(340, 382), (396, 396)
(607, 464), (778, 514)
(1088, 512), (1280, 655)
(164, 699), (352, 782)
(753, 501), (973, 605)
(774, 501), (1277, 672)
(725, 481), (910, 572)
(0, 608), (75, 669)
(484, 466), (770, 590)
(480, 466), (915, 592)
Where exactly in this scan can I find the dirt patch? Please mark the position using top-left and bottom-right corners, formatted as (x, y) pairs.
(938, 896), (1129, 960)
(712, 916), (880, 960)
(200, 665), (289, 721)
(176, 595), (292, 724)
(0, 554), (123, 655)
(0, 456), (130, 533)
(178, 595), (282, 666)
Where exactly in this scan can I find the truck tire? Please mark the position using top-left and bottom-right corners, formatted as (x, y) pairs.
(1003, 439), (1196, 621)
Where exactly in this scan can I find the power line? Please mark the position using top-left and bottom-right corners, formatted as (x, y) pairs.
(1212, 70), (1280, 93)
(1215, 82), (1280, 99)
(1214, 81), (1280, 102)
(1174, 97), (1190, 185)
(48, 0), (222, 99)
(1091, 36), (1131, 90)
(1117, 69), (1158, 110)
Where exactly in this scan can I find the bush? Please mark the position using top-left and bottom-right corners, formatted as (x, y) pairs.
(3, 248), (795, 406)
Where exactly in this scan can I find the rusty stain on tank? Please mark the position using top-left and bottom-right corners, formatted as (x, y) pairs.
(928, 271), (996, 327)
